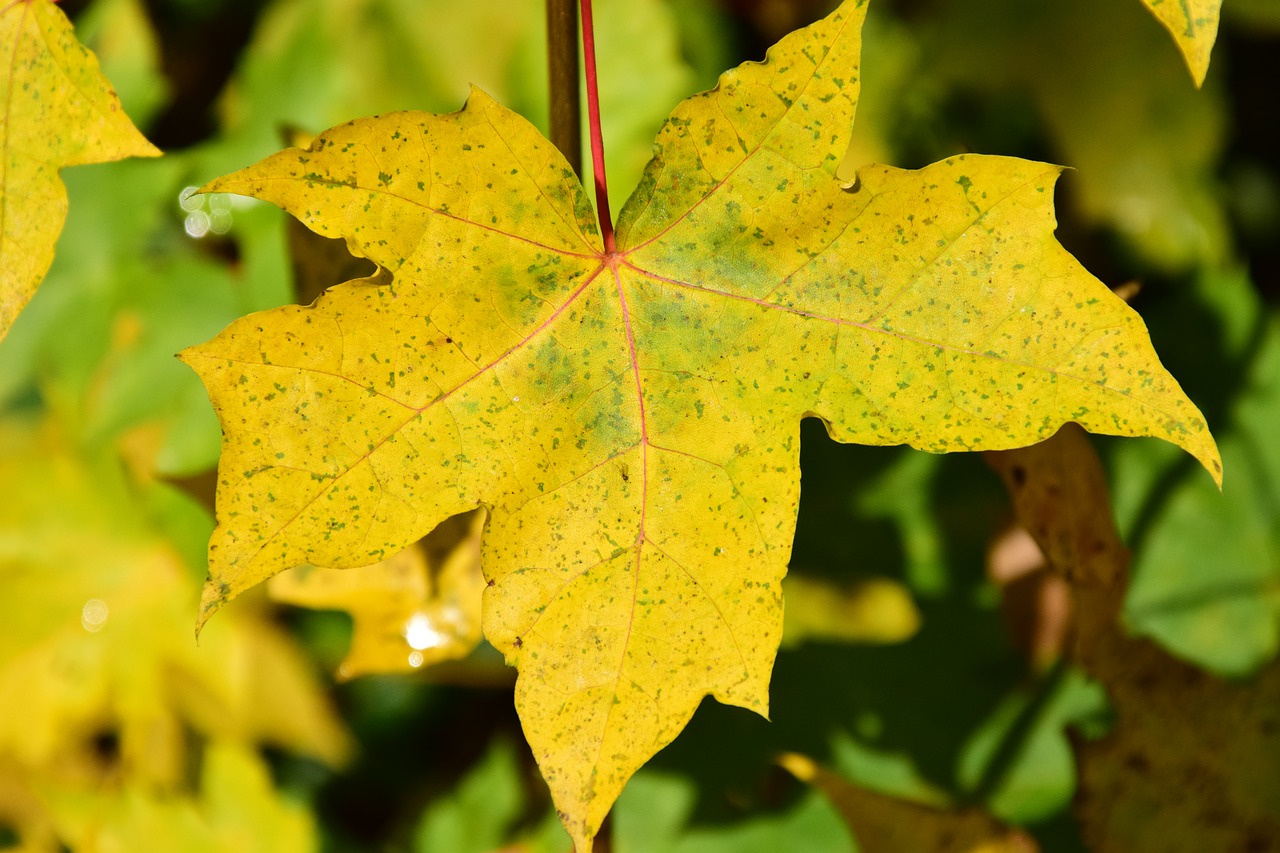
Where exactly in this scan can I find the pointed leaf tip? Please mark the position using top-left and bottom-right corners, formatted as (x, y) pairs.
(195, 578), (230, 637)
(1139, 0), (1221, 86)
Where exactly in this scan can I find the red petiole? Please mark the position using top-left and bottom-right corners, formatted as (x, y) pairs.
(579, 0), (615, 253)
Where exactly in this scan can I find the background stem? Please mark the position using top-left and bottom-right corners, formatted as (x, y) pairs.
(546, 0), (582, 178)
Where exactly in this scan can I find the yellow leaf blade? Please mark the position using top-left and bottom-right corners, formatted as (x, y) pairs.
(0, 0), (160, 340)
(200, 87), (601, 266)
(1140, 0), (1222, 85)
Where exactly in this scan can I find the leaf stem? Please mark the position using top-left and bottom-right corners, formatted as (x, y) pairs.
(579, 0), (615, 252)
(546, 0), (582, 178)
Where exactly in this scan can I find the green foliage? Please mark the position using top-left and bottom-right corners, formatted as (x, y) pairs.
(1, 0), (1276, 851)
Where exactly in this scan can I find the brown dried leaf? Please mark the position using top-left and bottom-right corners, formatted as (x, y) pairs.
(779, 752), (1038, 853)
(987, 424), (1280, 852)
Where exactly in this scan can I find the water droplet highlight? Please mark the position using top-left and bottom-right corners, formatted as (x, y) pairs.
(81, 599), (109, 632)
(209, 209), (233, 235)
(403, 611), (447, 650)
(178, 186), (202, 212)
(185, 210), (211, 238)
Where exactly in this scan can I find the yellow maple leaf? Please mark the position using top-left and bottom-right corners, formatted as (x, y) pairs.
(181, 1), (1220, 846)
(0, 0), (160, 341)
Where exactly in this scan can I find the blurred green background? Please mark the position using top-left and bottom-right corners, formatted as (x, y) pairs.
(2, 0), (1278, 850)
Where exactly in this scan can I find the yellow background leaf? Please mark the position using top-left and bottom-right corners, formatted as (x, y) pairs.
(0, 415), (349, 847)
(780, 574), (920, 647)
(41, 743), (316, 853)
(269, 509), (487, 679)
(1140, 0), (1222, 85)
(182, 0), (1219, 846)
(920, 0), (1230, 272)
(0, 0), (159, 340)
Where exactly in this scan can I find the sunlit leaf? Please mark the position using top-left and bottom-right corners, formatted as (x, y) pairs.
(182, 0), (1219, 844)
(0, 0), (159, 341)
